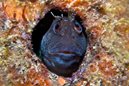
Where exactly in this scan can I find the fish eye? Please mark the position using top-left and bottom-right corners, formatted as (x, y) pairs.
(74, 21), (82, 34)
(53, 21), (61, 33)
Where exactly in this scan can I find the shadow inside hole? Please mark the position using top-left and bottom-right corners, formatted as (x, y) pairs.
(31, 8), (86, 56)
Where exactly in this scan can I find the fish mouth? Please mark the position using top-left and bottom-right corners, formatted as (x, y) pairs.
(43, 50), (81, 76)
(57, 50), (76, 55)
(49, 50), (80, 61)
(49, 50), (77, 55)
(49, 50), (78, 59)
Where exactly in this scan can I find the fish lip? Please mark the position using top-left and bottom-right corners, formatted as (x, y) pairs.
(57, 50), (76, 54)
(48, 50), (80, 62)
(49, 50), (77, 56)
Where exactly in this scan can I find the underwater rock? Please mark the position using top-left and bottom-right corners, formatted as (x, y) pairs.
(0, 0), (129, 86)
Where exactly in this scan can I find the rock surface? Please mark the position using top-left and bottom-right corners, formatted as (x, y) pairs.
(0, 0), (129, 86)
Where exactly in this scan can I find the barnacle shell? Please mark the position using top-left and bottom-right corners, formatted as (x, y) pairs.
(0, 0), (129, 86)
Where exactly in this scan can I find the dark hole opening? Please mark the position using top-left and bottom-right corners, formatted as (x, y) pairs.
(31, 8), (86, 56)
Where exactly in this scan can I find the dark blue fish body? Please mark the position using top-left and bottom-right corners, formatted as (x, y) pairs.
(40, 16), (87, 77)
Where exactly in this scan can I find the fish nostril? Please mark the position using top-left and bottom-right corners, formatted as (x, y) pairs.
(72, 35), (76, 39)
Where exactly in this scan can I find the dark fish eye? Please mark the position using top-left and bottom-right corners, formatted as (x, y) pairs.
(53, 21), (61, 33)
(74, 21), (82, 34)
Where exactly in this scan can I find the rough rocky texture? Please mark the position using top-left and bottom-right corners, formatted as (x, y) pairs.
(0, 0), (129, 86)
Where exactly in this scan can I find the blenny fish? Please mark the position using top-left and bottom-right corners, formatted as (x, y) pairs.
(39, 12), (88, 77)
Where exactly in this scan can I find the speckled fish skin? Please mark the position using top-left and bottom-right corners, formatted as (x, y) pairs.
(40, 16), (87, 77)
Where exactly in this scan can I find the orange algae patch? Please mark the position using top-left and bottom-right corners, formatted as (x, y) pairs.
(84, 52), (117, 79)
(95, 53), (117, 78)
(13, 68), (51, 86)
(58, 77), (66, 86)
(3, 0), (44, 22)
(25, 69), (51, 86)
(89, 63), (97, 73)
(90, 26), (103, 40)
(98, 59), (117, 78)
